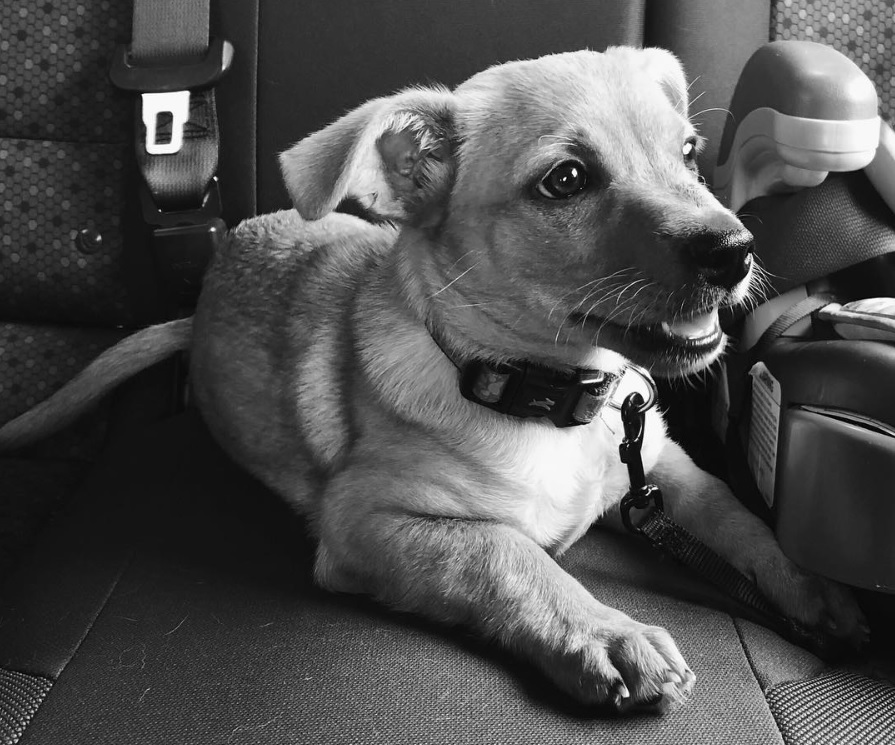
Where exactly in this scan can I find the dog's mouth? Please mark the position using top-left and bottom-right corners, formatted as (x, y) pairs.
(570, 308), (724, 374)
(634, 310), (723, 352)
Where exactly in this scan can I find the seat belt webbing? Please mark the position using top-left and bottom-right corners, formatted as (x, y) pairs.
(130, 0), (219, 212)
(110, 0), (232, 312)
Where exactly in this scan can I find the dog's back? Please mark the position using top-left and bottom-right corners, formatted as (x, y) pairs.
(190, 209), (397, 507)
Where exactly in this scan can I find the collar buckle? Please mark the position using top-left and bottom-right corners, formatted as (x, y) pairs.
(459, 361), (620, 428)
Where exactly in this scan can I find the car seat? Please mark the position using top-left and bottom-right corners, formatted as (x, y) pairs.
(711, 37), (895, 597)
(0, 1), (893, 744)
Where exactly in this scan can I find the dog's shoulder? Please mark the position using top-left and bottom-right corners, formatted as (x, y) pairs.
(217, 210), (397, 281)
(200, 209), (398, 324)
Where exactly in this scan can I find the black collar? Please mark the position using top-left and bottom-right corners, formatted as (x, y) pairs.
(428, 326), (620, 428)
(459, 359), (620, 427)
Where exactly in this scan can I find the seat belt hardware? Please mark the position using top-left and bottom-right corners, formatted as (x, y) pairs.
(110, 37), (232, 157)
(140, 177), (224, 307)
(109, 37), (234, 93)
(142, 90), (190, 155)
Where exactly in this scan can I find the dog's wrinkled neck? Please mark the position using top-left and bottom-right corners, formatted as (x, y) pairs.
(390, 262), (620, 429)
(378, 229), (625, 428)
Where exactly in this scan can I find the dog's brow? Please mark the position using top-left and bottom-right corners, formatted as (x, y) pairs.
(535, 134), (598, 163)
(537, 134), (577, 148)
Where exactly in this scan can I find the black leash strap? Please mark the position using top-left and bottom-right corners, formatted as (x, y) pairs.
(618, 391), (848, 661)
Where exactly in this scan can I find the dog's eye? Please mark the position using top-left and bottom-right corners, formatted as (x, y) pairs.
(536, 161), (588, 199)
(682, 138), (699, 169)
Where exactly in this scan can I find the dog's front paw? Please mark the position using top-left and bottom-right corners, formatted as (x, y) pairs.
(757, 556), (870, 650)
(545, 618), (695, 713)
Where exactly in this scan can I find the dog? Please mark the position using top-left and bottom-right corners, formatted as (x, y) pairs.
(0, 47), (868, 712)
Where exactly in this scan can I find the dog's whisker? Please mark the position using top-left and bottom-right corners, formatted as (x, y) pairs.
(428, 262), (480, 299)
(627, 280), (656, 304)
(752, 255), (787, 282)
(574, 283), (628, 316)
(571, 268), (635, 305)
(574, 279), (639, 327)
(600, 297), (641, 335)
(691, 106), (735, 123)
(549, 271), (632, 321)
(446, 301), (497, 310)
(612, 278), (650, 307)
(737, 211), (764, 226)
(563, 275), (641, 330)
(572, 272), (648, 321)
(443, 249), (477, 275)
(688, 89), (707, 108)
(629, 304), (653, 331)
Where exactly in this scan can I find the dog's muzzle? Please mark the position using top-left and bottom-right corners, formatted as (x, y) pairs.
(685, 228), (754, 289)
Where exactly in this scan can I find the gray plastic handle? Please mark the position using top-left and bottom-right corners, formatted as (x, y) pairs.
(714, 41), (880, 211)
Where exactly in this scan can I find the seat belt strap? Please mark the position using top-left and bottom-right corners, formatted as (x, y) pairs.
(724, 292), (838, 426)
(110, 0), (233, 310)
(131, 0), (210, 62)
(750, 293), (837, 359)
(130, 0), (221, 211)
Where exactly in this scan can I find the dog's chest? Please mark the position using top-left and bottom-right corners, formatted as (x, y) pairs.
(483, 408), (665, 552)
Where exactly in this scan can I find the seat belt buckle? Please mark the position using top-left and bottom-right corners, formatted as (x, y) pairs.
(109, 37), (234, 156)
(142, 90), (190, 155)
(140, 177), (225, 309)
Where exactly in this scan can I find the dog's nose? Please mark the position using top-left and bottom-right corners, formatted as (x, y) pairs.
(687, 229), (754, 289)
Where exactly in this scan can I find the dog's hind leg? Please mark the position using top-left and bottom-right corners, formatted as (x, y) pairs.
(0, 317), (192, 451)
(314, 471), (695, 712)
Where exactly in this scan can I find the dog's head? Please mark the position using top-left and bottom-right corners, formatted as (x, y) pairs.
(280, 48), (754, 377)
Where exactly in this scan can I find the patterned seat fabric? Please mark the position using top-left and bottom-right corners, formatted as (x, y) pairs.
(0, 0), (136, 422)
(0, 1), (134, 326)
(0, 2), (136, 569)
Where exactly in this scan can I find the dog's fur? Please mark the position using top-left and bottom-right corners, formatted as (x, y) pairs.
(0, 48), (868, 712)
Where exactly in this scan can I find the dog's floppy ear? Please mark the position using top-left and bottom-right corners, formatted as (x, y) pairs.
(279, 87), (456, 223)
(638, 47), (690, 117)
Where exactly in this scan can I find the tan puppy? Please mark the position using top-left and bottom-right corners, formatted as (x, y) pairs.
(0, 47), (867, 712)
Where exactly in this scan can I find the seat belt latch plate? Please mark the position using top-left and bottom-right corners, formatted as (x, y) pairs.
(142, 90), (190, 156)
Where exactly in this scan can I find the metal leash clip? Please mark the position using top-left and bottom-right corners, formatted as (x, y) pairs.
(618, 389), (663, 534)
(608, 362), (658, 413)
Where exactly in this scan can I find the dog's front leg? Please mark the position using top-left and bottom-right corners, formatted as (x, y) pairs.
(648, 439), (869, 646)
(316, 490), (694, 711)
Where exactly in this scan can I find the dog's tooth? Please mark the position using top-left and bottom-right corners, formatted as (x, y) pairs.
(661, 310), (719, 340)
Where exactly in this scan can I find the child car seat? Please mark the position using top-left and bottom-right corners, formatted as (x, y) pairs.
(714, 40), (895, 595)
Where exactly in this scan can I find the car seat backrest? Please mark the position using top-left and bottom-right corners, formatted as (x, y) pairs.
(0, 0), (776, 323)
(0, 1), (136, 327)
(252, 0), (771, 212)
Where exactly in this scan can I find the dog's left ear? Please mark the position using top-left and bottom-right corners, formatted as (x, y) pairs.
(279, 87), (457, 225)
(638, 48), (690, 117)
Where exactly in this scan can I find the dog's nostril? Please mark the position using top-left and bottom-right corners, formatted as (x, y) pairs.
(687, 229), (754, 289)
